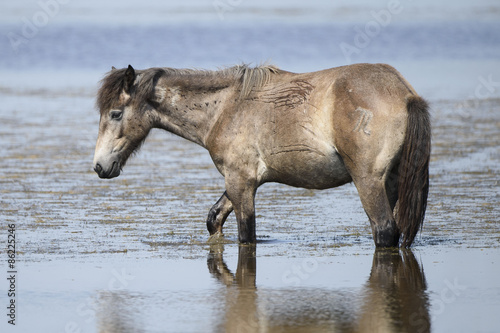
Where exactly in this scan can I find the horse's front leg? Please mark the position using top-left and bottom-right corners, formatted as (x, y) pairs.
(225, 174), (258, 244)
(207, 191), (233, 235)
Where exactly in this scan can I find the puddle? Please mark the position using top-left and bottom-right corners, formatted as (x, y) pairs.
(5, 245), (500, 332)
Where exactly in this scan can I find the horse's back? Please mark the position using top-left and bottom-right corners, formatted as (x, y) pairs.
(214, 64), (414, 189)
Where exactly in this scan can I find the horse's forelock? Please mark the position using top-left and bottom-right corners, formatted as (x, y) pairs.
(96, 68), (129, 114)
(96, 67), (164, 113)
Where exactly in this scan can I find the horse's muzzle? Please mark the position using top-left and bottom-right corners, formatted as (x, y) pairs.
(94, 161), (120, 179)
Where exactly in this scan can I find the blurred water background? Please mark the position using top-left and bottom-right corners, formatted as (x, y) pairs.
(1, 0), (500, 101)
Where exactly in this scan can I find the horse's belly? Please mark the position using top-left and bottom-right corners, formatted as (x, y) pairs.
(259, 99), (351, 189)
(265, 149), (352, 190)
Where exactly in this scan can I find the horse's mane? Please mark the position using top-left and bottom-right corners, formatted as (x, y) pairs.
(235, 64), (281, 98)
(96, 64), (281, 113)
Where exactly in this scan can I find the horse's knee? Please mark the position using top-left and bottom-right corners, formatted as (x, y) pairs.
(206, 205), (229, 235)
(372, 220), (400, 248)
(206, 192), (233, 235)
(206, 206), (220, 235)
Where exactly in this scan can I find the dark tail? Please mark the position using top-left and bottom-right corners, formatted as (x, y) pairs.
(397, 96), (431, 248)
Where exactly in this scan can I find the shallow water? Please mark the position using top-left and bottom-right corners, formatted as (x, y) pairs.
(1, 1), (500, 332)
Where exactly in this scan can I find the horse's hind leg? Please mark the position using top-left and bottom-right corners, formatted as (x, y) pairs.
(207, 191), (233, 235)
(354, 177), (400, 247)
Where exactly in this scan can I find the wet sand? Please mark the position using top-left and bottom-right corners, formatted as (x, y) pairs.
(0, 85), (499, 332)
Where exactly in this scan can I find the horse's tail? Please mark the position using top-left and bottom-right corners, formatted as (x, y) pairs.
(397, 95), (431, 248)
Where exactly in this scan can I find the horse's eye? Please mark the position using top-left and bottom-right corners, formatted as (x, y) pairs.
(110, 110), (123, 121)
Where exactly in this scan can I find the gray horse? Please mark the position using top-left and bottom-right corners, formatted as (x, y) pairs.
(93, 63), (430, 248)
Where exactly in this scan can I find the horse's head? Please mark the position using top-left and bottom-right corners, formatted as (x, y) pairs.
(93, 65), (153, 179)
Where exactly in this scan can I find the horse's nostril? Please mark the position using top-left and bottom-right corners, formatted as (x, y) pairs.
(94, 163), (103, 175)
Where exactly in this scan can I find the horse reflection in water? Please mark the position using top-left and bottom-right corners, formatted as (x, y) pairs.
(208, 246), (430, 333)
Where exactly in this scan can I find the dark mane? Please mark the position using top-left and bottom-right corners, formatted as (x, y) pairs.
(96, 64), (281, 114)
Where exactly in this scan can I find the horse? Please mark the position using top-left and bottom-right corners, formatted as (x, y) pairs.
(93, 63), (430, 248)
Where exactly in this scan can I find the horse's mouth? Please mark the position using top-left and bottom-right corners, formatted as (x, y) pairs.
(94, 161), (121, 179)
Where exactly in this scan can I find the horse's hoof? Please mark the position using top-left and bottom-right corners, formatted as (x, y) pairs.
(374, 222), (400, 248)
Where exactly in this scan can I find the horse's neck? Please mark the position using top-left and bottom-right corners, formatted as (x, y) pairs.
(153, 75), (237, 148)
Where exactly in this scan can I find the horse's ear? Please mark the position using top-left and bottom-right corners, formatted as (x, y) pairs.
(124, 65), (136, 93)
(111, 66), (117, 71)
